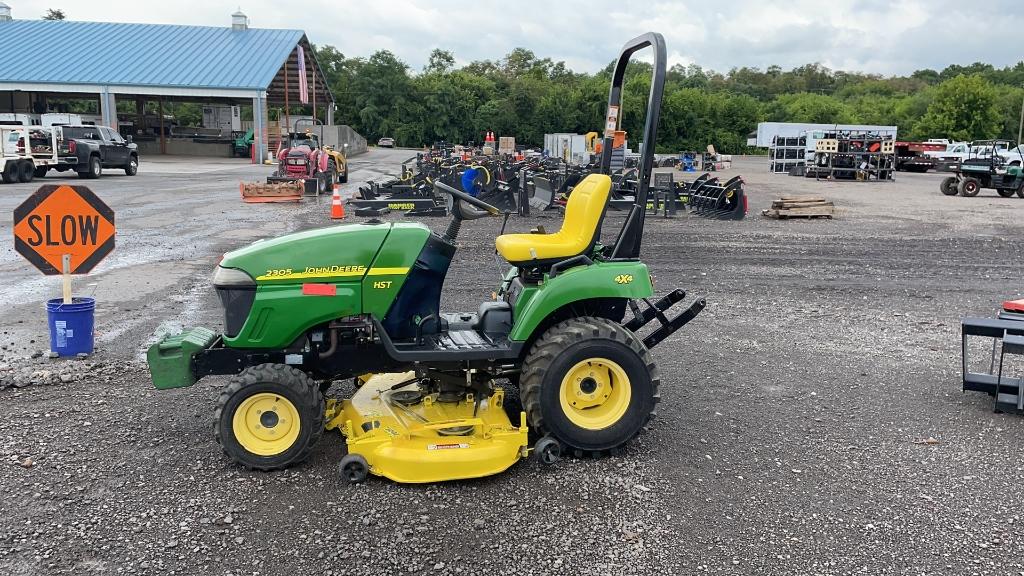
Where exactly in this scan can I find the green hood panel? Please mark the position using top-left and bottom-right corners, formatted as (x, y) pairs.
(221, 222), (430, 349)
(223, 222), (399, 282)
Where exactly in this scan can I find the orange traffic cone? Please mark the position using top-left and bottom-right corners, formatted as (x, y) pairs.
(331, 185), (345, 219)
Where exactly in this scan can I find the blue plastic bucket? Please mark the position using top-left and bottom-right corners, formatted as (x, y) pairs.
(46, 297), (96, 356)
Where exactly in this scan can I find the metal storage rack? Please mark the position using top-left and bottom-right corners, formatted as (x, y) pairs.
(807, 129), (897, 181)
(769, 135), (807, 173)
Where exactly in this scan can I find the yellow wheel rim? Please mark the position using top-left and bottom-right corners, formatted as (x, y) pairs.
(559, 358), (632, 430)
(232, 392), (302, 456)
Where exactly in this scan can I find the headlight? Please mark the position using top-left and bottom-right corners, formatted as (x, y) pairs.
(213, 267), (256, 338)
(213, 266), (255, 287)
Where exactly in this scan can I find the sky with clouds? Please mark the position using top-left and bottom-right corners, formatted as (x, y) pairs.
(11, 0), (1024, 76)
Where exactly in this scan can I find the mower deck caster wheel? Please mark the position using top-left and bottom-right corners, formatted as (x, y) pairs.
(534, 436), (561, 465)
(339, 454), (369, 484)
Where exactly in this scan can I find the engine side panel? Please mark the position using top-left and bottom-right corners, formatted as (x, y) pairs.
(363, 224), (433, 321)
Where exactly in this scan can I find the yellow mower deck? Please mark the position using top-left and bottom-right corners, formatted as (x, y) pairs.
(325, 373), (528, 483)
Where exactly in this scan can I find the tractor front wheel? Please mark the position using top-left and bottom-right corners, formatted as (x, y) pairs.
(520, 317), (658, 456)
(214, 363), (325, 471)
(958, 177), (981, 197)
(939, 177), (957, 196)
(997, 188), (1015, 198)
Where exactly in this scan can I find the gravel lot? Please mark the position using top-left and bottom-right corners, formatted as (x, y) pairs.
(2, 152), (1023, 575)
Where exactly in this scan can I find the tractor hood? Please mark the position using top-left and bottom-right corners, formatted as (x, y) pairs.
(219, 222), (430, 284)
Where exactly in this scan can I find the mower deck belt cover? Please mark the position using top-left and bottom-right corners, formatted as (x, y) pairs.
(325, 372), (528, 483)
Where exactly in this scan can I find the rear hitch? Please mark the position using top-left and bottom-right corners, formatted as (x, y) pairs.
(624, 289), (706, 348)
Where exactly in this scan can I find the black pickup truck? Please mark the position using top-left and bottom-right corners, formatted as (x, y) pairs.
(42, 125), (139, 179)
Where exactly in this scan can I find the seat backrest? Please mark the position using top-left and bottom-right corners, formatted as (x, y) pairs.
(558, 174), (611, 245)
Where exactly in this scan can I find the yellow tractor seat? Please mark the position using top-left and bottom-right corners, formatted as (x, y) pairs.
(495, 174), (611, 264)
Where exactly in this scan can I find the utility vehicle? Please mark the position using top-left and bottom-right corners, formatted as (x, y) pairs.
(148, 33), (703, 483)
(939, 139), (1024, 198)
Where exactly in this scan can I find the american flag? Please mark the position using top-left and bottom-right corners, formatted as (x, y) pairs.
(297, 45), (309, 104)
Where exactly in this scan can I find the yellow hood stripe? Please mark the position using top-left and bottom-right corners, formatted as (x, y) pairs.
(256, 267), (409, 282)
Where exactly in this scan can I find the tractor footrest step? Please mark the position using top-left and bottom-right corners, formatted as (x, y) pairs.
(431, 330), (501, 351)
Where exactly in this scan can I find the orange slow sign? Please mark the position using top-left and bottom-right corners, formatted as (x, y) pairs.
(13, 184), (115, 275)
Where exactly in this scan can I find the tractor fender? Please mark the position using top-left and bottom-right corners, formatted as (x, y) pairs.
(508, 261), (653, 342)
(315, 151), (328, 172)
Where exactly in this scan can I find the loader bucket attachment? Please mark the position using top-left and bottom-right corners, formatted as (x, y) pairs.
(688, 174), (747, 220)
(239, 181), (303, 203)
(961, 301), (1024, 412)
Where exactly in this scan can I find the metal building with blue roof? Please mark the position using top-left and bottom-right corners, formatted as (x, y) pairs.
(0, 5), (335, 159)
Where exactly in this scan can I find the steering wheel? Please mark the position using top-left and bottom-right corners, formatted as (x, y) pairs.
(434, 180), (501, 215)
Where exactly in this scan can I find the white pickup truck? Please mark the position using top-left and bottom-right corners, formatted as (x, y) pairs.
(928, 141), (1023, 167)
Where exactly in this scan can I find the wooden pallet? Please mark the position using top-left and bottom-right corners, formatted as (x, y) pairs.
(761, 195), (834, 219)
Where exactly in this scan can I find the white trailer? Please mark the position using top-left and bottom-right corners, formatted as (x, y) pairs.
(755, 122), (898, 148)
(543, 133), (589, 165)
(41, 112), (85, 126)
(0, 112), (40, 126)
(0, 126), (78, 184)
(203, 105), (241, 136)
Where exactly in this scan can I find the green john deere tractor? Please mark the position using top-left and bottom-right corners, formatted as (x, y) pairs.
(147, 33), (705, 484)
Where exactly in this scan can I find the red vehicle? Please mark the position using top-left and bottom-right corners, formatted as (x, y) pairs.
(268, 132), (332, 195)
(894, 141), (945, 172)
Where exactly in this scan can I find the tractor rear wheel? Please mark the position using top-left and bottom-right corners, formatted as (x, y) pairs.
(327, 158), (338, 185)
(1018, 183), (1024, 199)
(939, 177), (957, 196)
(958, 177), (981, 197)
(520, 317), (658, 455)
(214, 363), (325, 471)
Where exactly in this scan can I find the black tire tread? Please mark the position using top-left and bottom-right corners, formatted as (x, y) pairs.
(519, 316), (659, 455)
(939, 176), (957, 196)
(327, 158), (337, 184)
(213, 363), (325, 471)
(958, 177), (980, 197)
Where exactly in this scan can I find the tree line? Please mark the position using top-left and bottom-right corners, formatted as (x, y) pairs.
(316, 45), (1024, 154)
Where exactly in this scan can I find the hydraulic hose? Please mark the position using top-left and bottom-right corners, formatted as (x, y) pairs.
(442, 217), (462, 242)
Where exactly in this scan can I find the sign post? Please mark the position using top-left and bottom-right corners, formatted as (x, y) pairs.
(62, 254), (72, 304)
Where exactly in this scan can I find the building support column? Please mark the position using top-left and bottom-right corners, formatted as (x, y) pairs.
(252, 92), (267, 164)
(326, 103), (334, 127)
(158, 97), (166, 155)
(134, 96), (145, 137)
(99, 88), (116, 128)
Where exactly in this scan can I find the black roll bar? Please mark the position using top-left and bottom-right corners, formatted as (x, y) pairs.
(599, 32), (667, 259)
